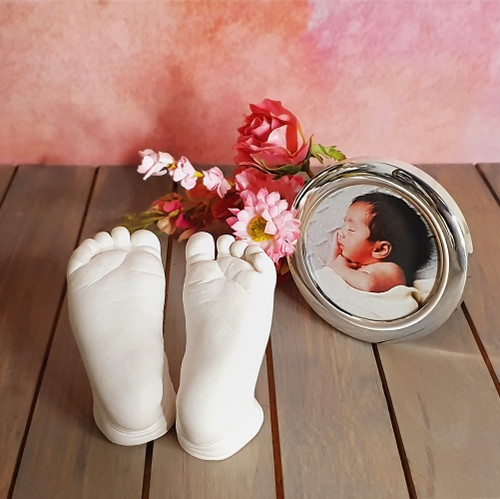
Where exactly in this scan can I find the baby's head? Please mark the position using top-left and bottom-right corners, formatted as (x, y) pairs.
(337, 192), (433, 283)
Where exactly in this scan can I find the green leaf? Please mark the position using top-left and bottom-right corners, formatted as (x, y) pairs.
(310, 143), (346, 163)
(274, 164), (304, 176)
(120, 209), (165, 233)
(265, 163), (304, 179)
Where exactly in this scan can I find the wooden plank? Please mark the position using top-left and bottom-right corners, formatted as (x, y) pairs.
(479, 163), (500, 199)
(12, 166), (171, 498)
(150, 232), (277, 498)
(0, 166), (94, 499)
(380, 309), (500, 497)
(271, 277), (408, 497)
(0, 165), (16, 201)
(421, 164), (500, 378)
(162, 240), (188, 392)
(150, 394), (275, 499)
(379, 165), (500, 497)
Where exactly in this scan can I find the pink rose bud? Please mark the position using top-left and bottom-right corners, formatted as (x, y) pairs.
(233, 99), (310, 174)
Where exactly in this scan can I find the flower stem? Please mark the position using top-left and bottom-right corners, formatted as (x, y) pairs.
(303, 164), (315, 179)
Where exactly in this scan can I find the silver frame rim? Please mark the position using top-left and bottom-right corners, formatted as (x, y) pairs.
(288, 157), (473, 343)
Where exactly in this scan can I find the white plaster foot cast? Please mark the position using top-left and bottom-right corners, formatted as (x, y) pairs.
(176, 232), (277, 460)
(67, 227), (176, 445)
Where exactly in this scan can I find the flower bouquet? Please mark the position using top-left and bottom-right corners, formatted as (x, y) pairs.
(123, 99), (345, 273)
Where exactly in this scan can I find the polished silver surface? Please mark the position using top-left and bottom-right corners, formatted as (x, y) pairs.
(288, 157), (473, 343)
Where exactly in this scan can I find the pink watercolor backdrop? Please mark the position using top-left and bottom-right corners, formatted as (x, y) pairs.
(1, 1), (499, 166)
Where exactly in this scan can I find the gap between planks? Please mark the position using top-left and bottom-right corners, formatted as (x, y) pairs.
(7, 167), (99, 499)
(471, 164), (500, 399)
(266, 340), (285, 499)
(461, 303), (500, 399)
(372, 345), (416, 499)
(476, 164), (500, 207)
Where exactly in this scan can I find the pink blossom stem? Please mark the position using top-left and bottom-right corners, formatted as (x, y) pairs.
(303, 163), (314, 179)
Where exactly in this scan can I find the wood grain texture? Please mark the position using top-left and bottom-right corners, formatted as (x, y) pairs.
(379, 164), (500, 497)
(0, 166), (15, 201)
(150, 370), (276, 499)
(12, 166), (171, 498)
(162, 239), (188, 392)
(380, 310), (500, 497)
(150, 234), (277, 499)
(271, 277), (408, 497)
(421, 164), (500, 379)
(479, 163), (500, 200)
(3, 163), (500, 497)
(0, 166), (94, 498)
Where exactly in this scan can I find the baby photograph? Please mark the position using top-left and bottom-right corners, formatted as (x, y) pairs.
(306, 184), (439, 321)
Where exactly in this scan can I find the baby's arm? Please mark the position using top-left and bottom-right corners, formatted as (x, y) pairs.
(332, 255), (375, 291)
(332, 256), (406, 292)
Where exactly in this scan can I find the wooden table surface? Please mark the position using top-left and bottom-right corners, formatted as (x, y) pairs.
(1, 164), (500, 499)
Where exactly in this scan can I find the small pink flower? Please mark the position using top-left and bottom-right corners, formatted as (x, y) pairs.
(234, 166), (304, 207)
(175, 212), (194, 229)
(170, 156), (198, 190)
(227, 187), (300, 263)
(155, 197), (194, 236)
(202, 167), (232, 198)
(156, 199), (182, 213)
(138, 149), (174, 180)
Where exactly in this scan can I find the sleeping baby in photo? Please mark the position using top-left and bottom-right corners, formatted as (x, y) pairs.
(314, 192), (435, 320)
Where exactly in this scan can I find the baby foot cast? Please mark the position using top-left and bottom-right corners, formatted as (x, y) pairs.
(67, 227), (176, 445)
(178, 232), (276, 459)
(67, 227), (276, 459)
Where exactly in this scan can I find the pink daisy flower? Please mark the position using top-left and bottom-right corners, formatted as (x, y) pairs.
(227, 187), (300, 263)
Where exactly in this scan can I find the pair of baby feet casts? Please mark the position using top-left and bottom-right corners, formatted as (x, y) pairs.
(67, 227), (276, 460)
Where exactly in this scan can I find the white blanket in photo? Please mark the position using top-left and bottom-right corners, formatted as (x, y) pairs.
(314, 266), (431, 321)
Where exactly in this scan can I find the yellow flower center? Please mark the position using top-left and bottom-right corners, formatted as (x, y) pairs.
(248, 216), (273, 242)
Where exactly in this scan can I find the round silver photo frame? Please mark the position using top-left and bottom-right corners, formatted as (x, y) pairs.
(288, 157), (473, 343)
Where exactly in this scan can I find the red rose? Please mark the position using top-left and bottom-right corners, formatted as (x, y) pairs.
(234, 99), (310, 175)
